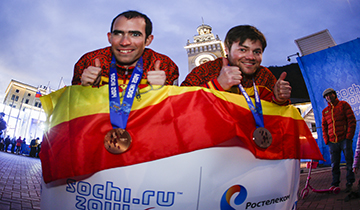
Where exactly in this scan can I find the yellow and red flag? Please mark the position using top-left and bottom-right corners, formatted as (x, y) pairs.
(40, 85), (323, 183)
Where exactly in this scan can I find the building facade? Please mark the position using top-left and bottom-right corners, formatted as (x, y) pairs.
(184, 23), (225, 72)
(1, 80), (48, 143)
(294, 103), (317, 139)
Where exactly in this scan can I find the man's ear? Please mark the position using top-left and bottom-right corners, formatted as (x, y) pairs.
(224, 45), (230, 55)
(145, 35), (154, 46)
(107, 32), (112, 44)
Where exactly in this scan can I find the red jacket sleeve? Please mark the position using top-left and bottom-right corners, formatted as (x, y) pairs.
(322, 108), (329, 145)
(344, 102), (356, 140)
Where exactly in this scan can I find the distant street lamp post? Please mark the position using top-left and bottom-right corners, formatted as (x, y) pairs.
(287, 52), (300, 62)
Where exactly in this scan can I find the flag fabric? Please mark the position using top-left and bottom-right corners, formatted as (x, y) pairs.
(35, 89), (42, 98)
(40, 85), (323, 183)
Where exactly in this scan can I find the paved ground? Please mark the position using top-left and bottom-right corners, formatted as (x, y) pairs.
(297, 164), (360, 210)
(0, 152), (41, 210)
(0, 151), (360, 210)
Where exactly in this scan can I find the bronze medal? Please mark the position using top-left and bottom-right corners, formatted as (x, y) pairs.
(104, 128), (132, 154)
(253, 127), (272, 149)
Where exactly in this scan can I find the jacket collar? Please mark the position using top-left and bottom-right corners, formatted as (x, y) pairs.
(328, 98), (340, 106)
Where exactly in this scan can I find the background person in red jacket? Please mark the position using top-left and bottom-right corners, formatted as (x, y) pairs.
(322, 88), (356, 192)
(16, 136), (22, 155)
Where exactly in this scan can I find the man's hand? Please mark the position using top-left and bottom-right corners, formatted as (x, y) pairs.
(353, 167), (358, 174)
(273, 72), (291, 102)
(81, 58), (102, 86)
(217, 57), (242, 90)
(147, 60), (166, 85)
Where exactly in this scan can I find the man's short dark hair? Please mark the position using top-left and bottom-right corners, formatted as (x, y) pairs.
(224, 25), (267, 52)
(110, 10), (153, 39)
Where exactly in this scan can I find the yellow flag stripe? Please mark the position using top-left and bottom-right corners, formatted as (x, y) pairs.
(40, 85), (302, 128)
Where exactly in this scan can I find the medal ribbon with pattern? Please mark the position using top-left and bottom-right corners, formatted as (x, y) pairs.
(109, 55), (143, 129)
(238, 79), (264, 128)
(104, 55), (143, 154)
(238, 79), (272, 148)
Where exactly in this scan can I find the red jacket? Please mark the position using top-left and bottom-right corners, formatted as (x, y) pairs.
(322, 98), (356, 144)
(181, 57), (289, 105)
(16, 139), (22, 146)
(71, 47), (179, 86)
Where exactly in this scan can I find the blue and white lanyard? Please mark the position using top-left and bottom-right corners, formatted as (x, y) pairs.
(108, 56), (143, 129)
(238, 79), (264, 128)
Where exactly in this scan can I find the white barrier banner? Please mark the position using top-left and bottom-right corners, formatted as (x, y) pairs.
(41, 145), (299, 210)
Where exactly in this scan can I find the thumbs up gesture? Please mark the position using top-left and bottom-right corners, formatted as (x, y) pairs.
(147, 60), (166, 85)
(81, 58), (102, 86)
(217, 57), (242, 90)
(273, 72), (291, 102)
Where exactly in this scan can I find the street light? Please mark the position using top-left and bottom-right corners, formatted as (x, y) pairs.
(287, 52), (300, 62)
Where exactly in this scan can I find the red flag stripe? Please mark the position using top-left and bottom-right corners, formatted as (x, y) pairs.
(40, 88), (323, 183)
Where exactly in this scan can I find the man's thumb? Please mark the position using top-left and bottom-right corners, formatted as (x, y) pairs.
(222, 57), (229, 67)
(279, 71), (287, 81)
(154, 60), (161, 71)
(94, 58), (101, 68)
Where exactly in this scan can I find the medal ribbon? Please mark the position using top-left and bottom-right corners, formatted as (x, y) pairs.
(238, 79), (264, 128)
(109, 56), (143, 129)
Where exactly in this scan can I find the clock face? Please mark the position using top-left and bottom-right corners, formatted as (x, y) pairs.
(200, 58), (210, 64)
(194, 54), (215, 66)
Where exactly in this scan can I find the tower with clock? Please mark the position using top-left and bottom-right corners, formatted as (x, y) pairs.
(184, 23), (225, 72)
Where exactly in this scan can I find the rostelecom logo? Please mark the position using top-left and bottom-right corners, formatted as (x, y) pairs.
(220, 185), (247, 210)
